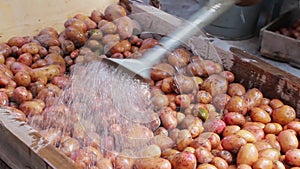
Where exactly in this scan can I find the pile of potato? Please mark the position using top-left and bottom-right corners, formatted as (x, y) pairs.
(275, 18), (300, 40)
(0, 3), (300, 169)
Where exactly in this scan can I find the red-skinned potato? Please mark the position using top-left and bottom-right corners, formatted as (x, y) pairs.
(223, 112), (246, 126)
(7, 37), (27, 48)
(114, 16), (133, 39)
(135, 157), (172, 169)
(64, 18), (87, 32)
(19, 99), (45, 116)
(201, 74), (228, 97)
(17, 53), (33, 66)
(104, 4), (127, 21)
(21, 43), (39, 55)
(211, 156), (228, 169)
(30, 64), (61, 82)
(12, 86), (32, 103)
(172, 74), (197, 94)
(285, 149), (300, 167)
(277, 130), (298, 153)
(151, 63), (175, 81)
(167, 48), (190, 68)
(221, 134), (247, 153)
(10, 62), (32, 74)
(171, 151), (197, 169)
(224, 96), (247, 115)
(73, 14), (97, 30)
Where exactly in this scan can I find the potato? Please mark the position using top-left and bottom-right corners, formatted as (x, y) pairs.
(99, 21), (117, 34)
(12, 86), (32, 103)
(102, 34), (120, 45)
(171, 151), (196, 169)
(30, 65), (61, 82)
(285, 149), (300, 167)
(269, 99), (284, 109)
(167, 48), (190, 68)
(176, 129), (193, 151)
(222, 125), (240, 137)
(161, 77), (174, 94)
(286, 121), (300, 134)
(20, 42), (39, 55)
(65, 26), (87, 48)
(227, 83), (246, 96)
(64, 18), (87, 32)
(96, 158), (113, 169)
(114, 155), (134, 169)
(134, 157), (171, 169)
(252, 158), (273, 169)
(211, 156), (228, 169)
(139, 144), (162, 158)
(201, 74), (228, 97)
(236, 129), (256, 143)
(272, 105), (296, 125)
(10, 61), (32, 74)
(258, 148), (280, 162)
(186, 60), (222, 77)
(243, 124), (265, 141)
(194, 147), (214, 163)
(60, 137), (80, 157)
(187, 118), (204, 138)
(114, 16), (133, 39)
(17, 53), (33, 66)
(7, 36), (28, 48)
(253, 140), (272, 152)
(272, 160), (286, 169)
(195, 90), (212, 104)
(236, 143), (258, 165)
(175, 94), (191, 109)
(223, 112), (246, 126)
(159, 107), (177, 130)
(197, 164), (218, 169)
(264, 134), (281, 151)
(151, 63), (175, 81)
(221, 134), (247, 153)
(172, 75), (197, 94)
(104, 4), (127, 21)
(250, 107), (271, 124)
(224, 96), (247, 115)
(151, 135), (175, 151)
(277, 130), (298, 153)
(74, 14), (97, 30)
(244, 88), (263, 109)
(190, 137), (211, 150)
(198, 132), (221, 149)
(263, 123), (282, 135)
(19, 99), (45, 116)
(161, 148), (180, 161)
(212, 93), (230, 112)
(236, 164), (251, 169)
(219, 70), (235, 83)
(139, 38), (158, 51)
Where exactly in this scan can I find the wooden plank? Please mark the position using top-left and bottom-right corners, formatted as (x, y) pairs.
(0, 109), (77, 169)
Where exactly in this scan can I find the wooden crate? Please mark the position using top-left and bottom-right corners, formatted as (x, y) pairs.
(0, 1), (300, 169)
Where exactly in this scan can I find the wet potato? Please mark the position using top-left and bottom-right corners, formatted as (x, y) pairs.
(1, 3), (300, 169)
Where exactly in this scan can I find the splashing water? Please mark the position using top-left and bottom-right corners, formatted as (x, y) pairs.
(32, 61), (160, 158)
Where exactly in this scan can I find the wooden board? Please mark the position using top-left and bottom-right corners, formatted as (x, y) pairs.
(0, 1), (299, 169)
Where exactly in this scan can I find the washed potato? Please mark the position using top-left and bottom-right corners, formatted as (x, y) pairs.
(135, 157), (171, 169)
(151, 63), (175, 81)
(277, 130), (298, 153)
(258, 148), (280, 162)
(201, 74), (228, 97)
(171, 151), (197, 169)
(252, 158), (273, 169)
(285, 149), (300, 167)
(236, 143), (258, 165)
(272, 105), (296, 125)
(167, 48), (190, 68)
